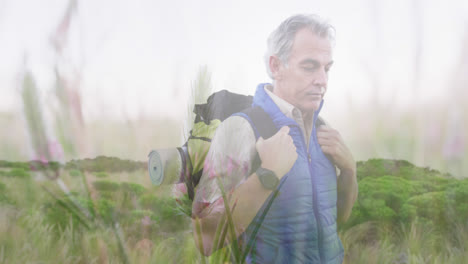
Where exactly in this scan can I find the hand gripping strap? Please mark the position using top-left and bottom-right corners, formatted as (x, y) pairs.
(232, 106), (278, 175)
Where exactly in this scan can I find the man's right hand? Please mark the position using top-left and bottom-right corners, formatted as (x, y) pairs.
(256, 126), (298, 178)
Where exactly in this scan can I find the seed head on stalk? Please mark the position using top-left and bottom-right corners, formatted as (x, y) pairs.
(184, 65), (213, 142)
(20, 70), (61, 179)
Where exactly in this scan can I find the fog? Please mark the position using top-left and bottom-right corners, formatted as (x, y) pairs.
(0, 0), (467, 176)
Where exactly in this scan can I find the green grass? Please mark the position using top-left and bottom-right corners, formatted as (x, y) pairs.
(341, 220), (468, 264)
(0, 167), (201, 263)
(0, 159), (467, 263)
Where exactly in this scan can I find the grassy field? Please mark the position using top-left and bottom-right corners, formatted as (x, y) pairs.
(0, 164), (198, 263)
(0, 158), (467, 264)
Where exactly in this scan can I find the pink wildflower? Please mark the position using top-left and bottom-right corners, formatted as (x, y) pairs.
(172, 183), (188, 198)
(48, 140), (64, 161)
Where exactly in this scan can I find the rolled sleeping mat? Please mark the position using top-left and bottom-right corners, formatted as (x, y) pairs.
(148, 147), (188, 186)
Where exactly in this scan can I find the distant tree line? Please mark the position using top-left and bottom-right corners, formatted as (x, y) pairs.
(0, 156), (146, 173)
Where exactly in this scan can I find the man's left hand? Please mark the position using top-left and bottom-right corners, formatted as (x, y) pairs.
(317, 126), (358, 223)
(317, 126), (356, 174)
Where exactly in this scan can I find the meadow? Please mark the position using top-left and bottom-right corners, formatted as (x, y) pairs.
(0, 157), (467, 264)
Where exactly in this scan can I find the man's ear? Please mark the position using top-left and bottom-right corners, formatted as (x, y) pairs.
(269, 55), (283, 81)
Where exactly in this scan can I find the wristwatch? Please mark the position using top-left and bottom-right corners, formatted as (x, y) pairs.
(256, 167), (279, 190)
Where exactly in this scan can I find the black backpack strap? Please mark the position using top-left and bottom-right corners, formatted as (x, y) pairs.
(241, 106), (277, 140)
(316, 116), (326, 128)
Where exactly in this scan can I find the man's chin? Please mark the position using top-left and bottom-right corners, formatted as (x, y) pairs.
(309, 100), (322, 110)
(300, 103), (321, 115)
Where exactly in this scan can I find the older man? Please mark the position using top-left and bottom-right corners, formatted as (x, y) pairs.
(192, 14), (357, 263)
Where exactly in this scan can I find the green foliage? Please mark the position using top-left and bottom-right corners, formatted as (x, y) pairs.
(400, 203), (417, 222)
(94, 171), (109, 178)
(127, 209), (159, 225)
(138, 194), (188, 232)
(341, 219), (468, 264)
(92, 180), (120, 192)
(42, 197), (88, 234)
(0, 160), (63, 172)
(119, 182), (147, 210)
(98, 191), (116, 200)
(445, 178), (468, 220)
(120, 182), (146, 197)
(96, 198), (116, 224)
(68, 169), (82, 177)
(356, 159), (451, 181)
(0, 160), (10, 167)
(2, 157), (467, 263)
(356, 159), (389, 180)
(0, 181), (10, 203)
(155, 197), (189, 233)
(156, 197), (184, 220)
(360, 198), (397, 222)
(139, 193), (161, 209)
(15, 162), (31, 170)
(6, 168), (31, 178)
(65, 156), (145, 173)
(73, 196), (96, 218)
(28, 161), (61, 171)
(346, 159), (468, 234)
(2, 156), (145, 175)
(405, 192), (449, 226)
(0, 160), (30, 169)
(174, 193), (193, 217)
(130, 209), (155, 220)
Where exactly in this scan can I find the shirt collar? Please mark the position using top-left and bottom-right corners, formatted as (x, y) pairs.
(263, 84), (297, 120)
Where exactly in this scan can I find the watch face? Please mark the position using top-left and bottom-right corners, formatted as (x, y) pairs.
(258, 168), (279, 190)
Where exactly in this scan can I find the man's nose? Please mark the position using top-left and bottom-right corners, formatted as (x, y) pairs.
(313, 68), (328, 87)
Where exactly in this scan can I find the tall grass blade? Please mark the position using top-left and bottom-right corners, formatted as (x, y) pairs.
(194, 217), (207, 264)
(211, 208), (228, 263)
(41, 185), (92, 230)
(112, 222), (131, 264)
(216, 177), (241, 263)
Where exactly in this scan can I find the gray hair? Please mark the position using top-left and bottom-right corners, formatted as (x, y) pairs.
(264, 14), (335, 79)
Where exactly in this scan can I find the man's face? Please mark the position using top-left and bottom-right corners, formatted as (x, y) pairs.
(270, 28), (333, 116)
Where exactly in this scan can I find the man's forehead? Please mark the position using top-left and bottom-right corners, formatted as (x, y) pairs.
(289, 30), (334, 64)
(292, 28), (333, 52)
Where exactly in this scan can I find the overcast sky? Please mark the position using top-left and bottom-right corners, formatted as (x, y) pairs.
(1, 0), (467, 121)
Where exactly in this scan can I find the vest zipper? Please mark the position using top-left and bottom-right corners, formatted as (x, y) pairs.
(292, 124), (324, 264)
(309, 130), (325, 264)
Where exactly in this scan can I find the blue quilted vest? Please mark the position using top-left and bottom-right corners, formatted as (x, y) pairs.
(239, 83), (344, 264)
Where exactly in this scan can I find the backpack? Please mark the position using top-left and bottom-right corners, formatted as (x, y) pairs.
(148, 89), (325, 211)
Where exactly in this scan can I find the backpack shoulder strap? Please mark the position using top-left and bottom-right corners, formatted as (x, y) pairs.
(235, 108), (326, 173)
(316, 116), (326, 128)
(237, 106), (277, 140)
(232, 106), (278, 174)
